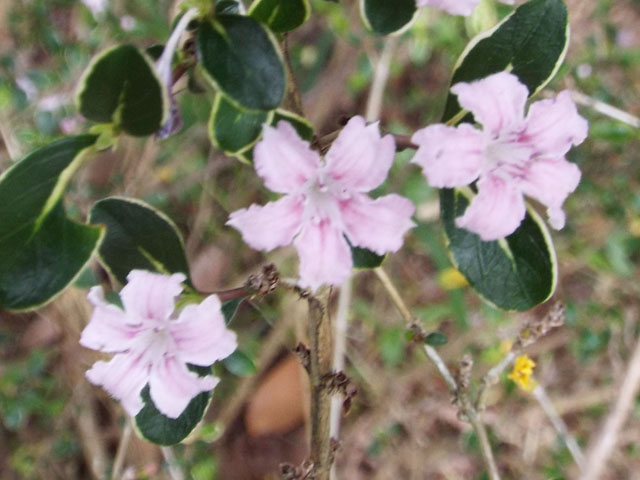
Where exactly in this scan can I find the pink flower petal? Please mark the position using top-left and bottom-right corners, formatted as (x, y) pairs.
(417, 0), (480, 16)
(324, 116), (396, 192)
(520, 157), (581, 230)
(411, 124), (485, 187)
(523, 90), (589, 157)
(254, 121), (320, 194)
(85, 354), (149, 417)
(80, 287), (142, 353)
(456, 175), (526, 241)
(227, 195), (304, 251)
(149, 357), (219, 419)
(451, 72), (529, 136)
(171, 295), (238, 366)
(341, 193), (415, 254)
(294, 220), (352, 290)
(120, 270), (185, 322)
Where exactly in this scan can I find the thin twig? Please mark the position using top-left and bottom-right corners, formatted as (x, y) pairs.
(374, 266), (500, 479)
(330, 277), (352, 439)
(374, 267), (457, 391)
(161, 446), (185, 480)
(476, 351), (517, 410)
(111, 418), (132, 480)
(365, 37), (398, 122)
(532, 385), (585, 470)
(579, 334), (640, 480)
(466, 408), (502, 480)
(283, 34), (305, 118)
(570, 90), (640, 128)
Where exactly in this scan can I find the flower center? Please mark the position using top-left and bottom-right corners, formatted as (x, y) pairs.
(301, 168), (348, 227)
(485, 132), (536, 181)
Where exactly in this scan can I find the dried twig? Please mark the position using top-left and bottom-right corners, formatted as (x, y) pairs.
(580, 333), (640, 480)
(373, 266), (499, 479)
(477, 303), (566, 410)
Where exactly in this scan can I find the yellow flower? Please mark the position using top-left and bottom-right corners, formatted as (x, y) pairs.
(508, 355), (537, 392)
(438, 267), (469, 290)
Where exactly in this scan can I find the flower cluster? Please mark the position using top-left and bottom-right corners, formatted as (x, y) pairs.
(412, 72), (588, 240)
(82, 71), (587, 418)
(81, 270), (237, 419)
(227, 116), (416, 291)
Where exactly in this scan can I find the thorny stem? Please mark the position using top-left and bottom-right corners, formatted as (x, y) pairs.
(306, 293), (334, 480)
(374, 266), (499, 479)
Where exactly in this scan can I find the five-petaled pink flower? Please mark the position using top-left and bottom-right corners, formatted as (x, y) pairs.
(411, 72), (588, 241)
(80, 270), (237, 419)
(417, 0), (514, 17)
(227, 116), (415, 291)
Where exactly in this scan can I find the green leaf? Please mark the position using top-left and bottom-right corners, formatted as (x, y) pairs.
(351, 245), (385, 269)
(135, 383), (211, 446)
(441, 188), (557, 311)
(0, 203), (104, 311)
(272, 109), (314, 141)
(442, 0), (569, 122)
(197, 15), (285, 111)
(223, 350), (257, 377)
(216, 0), (240, 14)
(436, 0), (568, 311)
(221, 298), (242, 325)
(0, 135), (102, 311)
(76, 44), (168, 136)
(360, 0), (417, 36)
(209, 93), (273, 155)
(424, 331), (448, 347)
(89, 197), (190, 285)
(249, 0), (311, 33)
(236, 109), (315, 164)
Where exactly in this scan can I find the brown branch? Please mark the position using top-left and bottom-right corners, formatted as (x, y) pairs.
(306, 294), (333, 480)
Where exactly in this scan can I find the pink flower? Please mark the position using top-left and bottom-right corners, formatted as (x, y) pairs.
(417, 0), (515, 16)
(227, 116), (415, 290)
(80, 270), (237, 419)
(411, 72), (588, 241)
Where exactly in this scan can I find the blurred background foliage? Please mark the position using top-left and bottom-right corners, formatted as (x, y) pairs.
(1, 0), (640, 478)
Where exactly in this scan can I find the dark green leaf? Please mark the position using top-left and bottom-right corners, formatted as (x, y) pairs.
(236, 109), (314, 164)
(0, 136), (101, 311)
(442, 0), (569, 122)
(76, 44), (168, 136)
(351, 245), (385, 269)
(209, 93), (272, 154)
(360, 0), (417, 36)
(221, 298), (242, 325)
(249, 0), (311, 33)
(216, 0), (240, 14)
(89, 197), (190, 285)
(135, 384), (211, 445)
(223, 350), (257, 377)
(440, 189), (556, 311)
(424, 332), (448, 347)
(197, 15), (285, 111)
(272, 109), (314, 140)
(0, 203), (103, 311)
